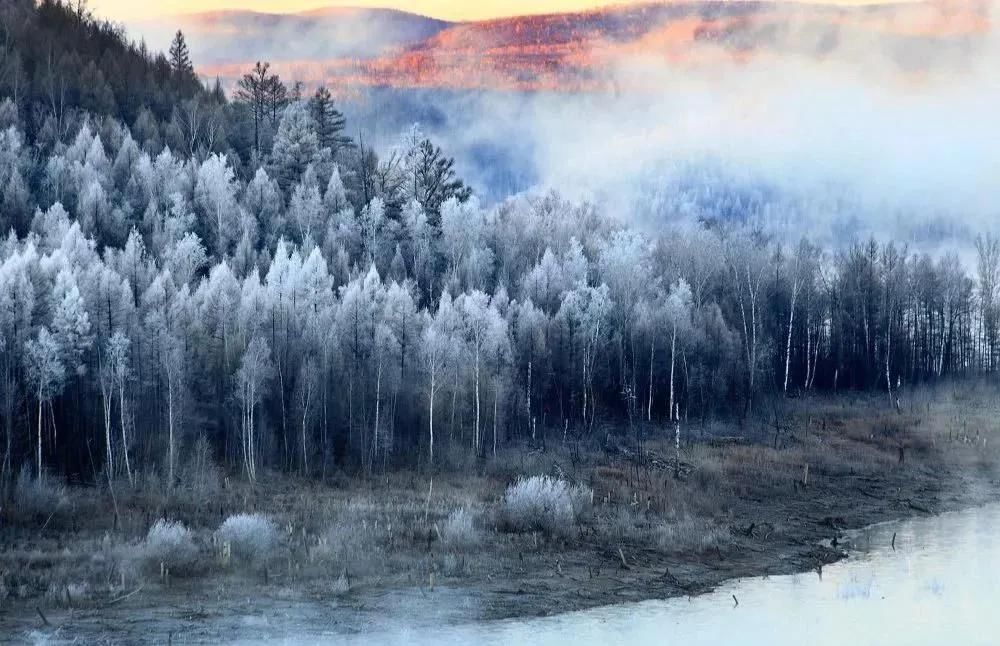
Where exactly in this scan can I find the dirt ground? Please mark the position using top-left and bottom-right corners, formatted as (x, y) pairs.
(2, 385), (999, 644)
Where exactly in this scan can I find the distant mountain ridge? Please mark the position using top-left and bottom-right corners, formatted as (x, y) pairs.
(131, 1), (991, 92)
(129, 7), (449, 65)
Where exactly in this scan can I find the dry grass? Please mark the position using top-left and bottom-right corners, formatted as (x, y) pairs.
(654, 516), (731, 553)
(12, 466), (68, 522)
(310, 513), (388, 577)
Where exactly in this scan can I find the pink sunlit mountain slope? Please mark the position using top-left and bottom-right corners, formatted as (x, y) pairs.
(138, 1), (991, 92)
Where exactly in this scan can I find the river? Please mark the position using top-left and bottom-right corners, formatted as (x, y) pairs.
(257, 502), (1000, 646)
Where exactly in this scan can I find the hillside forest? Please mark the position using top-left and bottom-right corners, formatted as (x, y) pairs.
(0, 0), (997, 488)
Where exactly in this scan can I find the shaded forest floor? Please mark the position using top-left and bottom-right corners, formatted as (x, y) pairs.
(2, 383), (1000, 643)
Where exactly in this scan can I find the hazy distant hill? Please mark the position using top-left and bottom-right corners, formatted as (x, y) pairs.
(129, 7), (449, 65)
(142, 1), (989, 91)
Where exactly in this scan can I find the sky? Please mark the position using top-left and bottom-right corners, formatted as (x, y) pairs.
(91, 0), (902, 22)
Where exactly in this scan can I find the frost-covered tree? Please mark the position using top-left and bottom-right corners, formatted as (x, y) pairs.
(598, 230), (651, 395)
(50, 269), (93, 376)
(24, 327), (64, 475)
(381, 280), (420, 444)
(441, 196), (491, 292)
(102, 331), (132, 484)
(324, 166), (349, 214)
(195, 154), (239, 259)
(294, 358), (318, 474)
(513, 298), (547, 438)
(236, 337), (272, 482)
(244, 167), (285, 250)
(723, 230), (770, 415)
(663, 279), (692, 420)
(402, 135), (471, 219)
(359, 197), (386, 266)
(269, 102), (321, 193)
(288, 166), (324, 244)
(0, 243), (35, 479)
(164, 232), (207, 288)
(422, 293), (459, 465)
(557, 284), (611, 427)
(457, 290), (508, 454)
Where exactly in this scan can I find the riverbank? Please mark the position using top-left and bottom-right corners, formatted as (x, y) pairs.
(2, 384), (999, 643)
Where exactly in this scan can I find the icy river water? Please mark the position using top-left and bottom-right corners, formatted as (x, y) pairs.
(246, 502), (1000, 646)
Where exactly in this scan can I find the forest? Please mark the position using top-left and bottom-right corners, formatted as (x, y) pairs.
(0, 0), (998, 491)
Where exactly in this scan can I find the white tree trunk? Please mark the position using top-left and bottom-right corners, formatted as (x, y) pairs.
(784, 286), (798, 395)
(248, 402), (254, 482)
(118, 382), (133, 485)
(36, 394), (42, 476)
(301, 384), (311, 475)
(526, 359), (532, 433)
(647, 340), (654, 422)
(804, 311), (812, 390)
(493, 382), (499, 457)
(243, 397), (252, 481)
(102, 387), (114, 479)
(167, 376), (175, 487)
(373, 360), (382, 467)
(674, 404), (681, 478)
(885, 324), (893, 406)
(428, 374), (436, 466)
(669, 326), (677, 422)
(474, 349), (481, 453)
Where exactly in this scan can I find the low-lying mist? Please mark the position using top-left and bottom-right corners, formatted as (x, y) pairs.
(422, 68), (993, 248)
(338, 2), (998, 249)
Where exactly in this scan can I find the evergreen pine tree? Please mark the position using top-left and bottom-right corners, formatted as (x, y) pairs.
(309, 86), (353, 155)
(168, 30), (194, 78)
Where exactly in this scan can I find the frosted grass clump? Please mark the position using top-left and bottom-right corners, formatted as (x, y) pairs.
(500, 475), (591, 537)
(440, 508), (481, 549)
(141, 519), (198, 571)
(216, 513), (278, 562)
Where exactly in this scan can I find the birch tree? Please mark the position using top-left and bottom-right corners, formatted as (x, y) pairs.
(723, 230), (770, 416)
(24, 327), (64, 475)
(236, 337), (272, 482)
(421, 293), (457, 466)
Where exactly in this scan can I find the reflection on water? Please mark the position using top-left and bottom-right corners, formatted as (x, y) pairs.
(319, 503), (1000, 646)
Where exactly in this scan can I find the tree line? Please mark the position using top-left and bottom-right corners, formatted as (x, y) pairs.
(0, 0), (998, 488)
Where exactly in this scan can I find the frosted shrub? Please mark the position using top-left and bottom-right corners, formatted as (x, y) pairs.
(440, 508), (481, 549)
(13, 465), (67, 518)
(500, 476), (592, 537)
(216, 513), (278, 563)
(141, 519), (198, 572)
